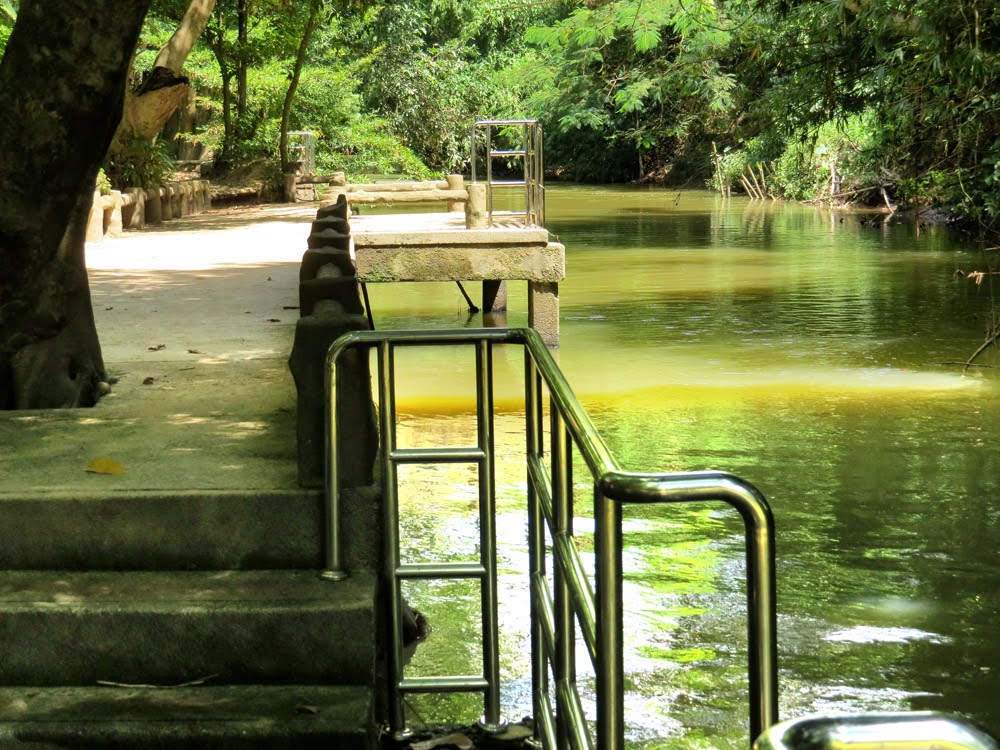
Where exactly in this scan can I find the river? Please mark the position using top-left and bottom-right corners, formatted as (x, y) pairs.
(361, 186), (1000, 748)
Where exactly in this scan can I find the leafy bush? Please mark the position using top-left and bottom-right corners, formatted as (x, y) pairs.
(320, 119), (433, 181)
(104, 137), (174, 189)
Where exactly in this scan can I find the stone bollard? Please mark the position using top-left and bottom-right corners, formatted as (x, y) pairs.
(145, 187), (163, 224)
(196, 179), (211, 212)
(86, 190), (105, 243)
(106, 190), (124, 237)
(166, 183), (181, 219)
(123, 188), (145, 230)
(465, 183), (488, 229)
(182, 182), (195, 216)
(446, 174), (464, 213)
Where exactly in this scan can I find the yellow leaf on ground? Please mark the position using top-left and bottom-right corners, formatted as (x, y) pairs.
(85, 458), (126, 475)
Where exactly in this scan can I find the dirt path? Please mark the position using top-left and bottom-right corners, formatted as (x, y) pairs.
(0, 202), (324, 495)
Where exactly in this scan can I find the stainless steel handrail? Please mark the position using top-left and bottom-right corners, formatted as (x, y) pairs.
(325, 327), (778, 749)
(755, 712), (1000, 750)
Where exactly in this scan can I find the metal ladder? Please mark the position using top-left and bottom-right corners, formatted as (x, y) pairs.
(471, 119), (545, 227)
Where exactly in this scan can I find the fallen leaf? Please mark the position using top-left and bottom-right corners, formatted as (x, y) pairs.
(187, 349), (202, 354)
(267, 318), (281, 322)
(410, 733), (473, 750)
(105, 306), (114, 311)
(142, 377), (155, 385)
(295, 701), (320, 715)
(282, 305), (299, 310)
(266, 276), (272, 281)
(85, 458), (126, 475)
(148, 344), (166, 351)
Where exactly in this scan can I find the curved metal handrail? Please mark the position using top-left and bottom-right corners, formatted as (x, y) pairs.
(325, 327), (778, 749)
(755, 712), (1000, 750)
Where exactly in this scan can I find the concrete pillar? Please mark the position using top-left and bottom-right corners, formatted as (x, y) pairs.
(145, 187), (163, 224)
(482, 280), (507, 313)
(106, 191), (124, 237)
(528, 281), (559, 348)
(86, 190), (105, 243)
(466, 183), (488, 229)
(123, 188), (145, 229)
(446, 174), (464, 212)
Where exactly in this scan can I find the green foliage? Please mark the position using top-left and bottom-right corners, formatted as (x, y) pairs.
(523, 0), (738, 181)
(96, 169), (112, 196)
(105, 0), (1000, 230)
(320, 119), (432, 180)
(356, 0), (544, 173)
(0, 0), (16, 54)
(105, 137), (174, 189)
(735, 0), (1000, 225)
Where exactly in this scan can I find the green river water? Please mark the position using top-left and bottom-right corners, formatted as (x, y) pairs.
(362, 186), (1000, 748)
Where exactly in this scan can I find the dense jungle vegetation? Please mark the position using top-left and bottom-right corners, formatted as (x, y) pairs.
(2, 0), (998, 231)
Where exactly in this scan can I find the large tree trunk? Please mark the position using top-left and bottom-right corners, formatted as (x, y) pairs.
(116, 0), (217, 146)
(0, 0), (151, 409)
(155, 0), (216, 75)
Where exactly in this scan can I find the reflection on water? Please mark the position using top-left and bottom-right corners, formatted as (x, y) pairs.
(365, 188), (1000, 747)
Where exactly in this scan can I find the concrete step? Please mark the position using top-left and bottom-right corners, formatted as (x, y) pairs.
(0, 570), (375, 688)
(0, 684), (374, 748)
(0, 490), (323, 571)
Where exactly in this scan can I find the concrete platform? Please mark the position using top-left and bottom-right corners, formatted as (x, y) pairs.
(351, 211), (564, 346)
(0, 204), (316, 498)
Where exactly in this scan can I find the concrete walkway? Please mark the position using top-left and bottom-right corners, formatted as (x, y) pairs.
(0, 203), (322, 495)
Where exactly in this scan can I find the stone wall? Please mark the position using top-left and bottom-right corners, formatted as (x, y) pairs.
(86, 179), (212, 243)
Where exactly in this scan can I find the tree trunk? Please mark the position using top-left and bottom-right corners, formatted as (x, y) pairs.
(114, 0), (218, 155)
(154, 0), (217, 76)
(279, 2), (323, 201)
(0, 0), (151, 409)
(236, 0), (249, 127)
(206, 14), (235, 165)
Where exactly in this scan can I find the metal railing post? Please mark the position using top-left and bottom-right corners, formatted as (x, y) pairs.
(477, 340), (505, 732)
(525, 354), (550, 750)
(379, 341), (409, 739)
(322, 346), (346, 580)
(594, 488), (624, 750)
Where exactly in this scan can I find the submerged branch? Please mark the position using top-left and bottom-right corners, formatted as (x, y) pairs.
(964, 329), (1000, 372)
